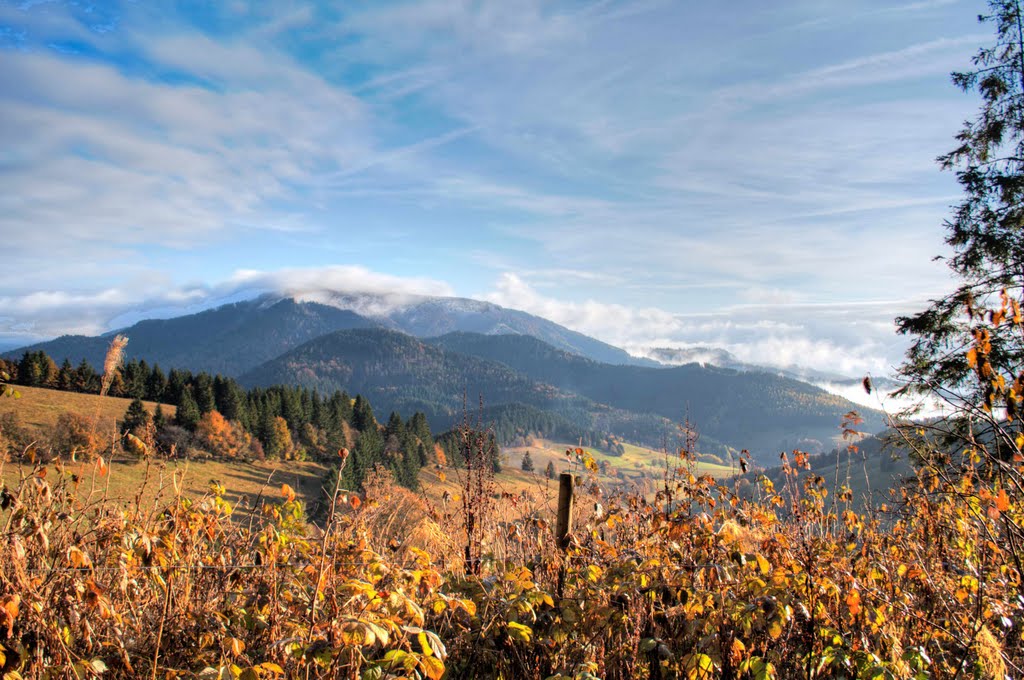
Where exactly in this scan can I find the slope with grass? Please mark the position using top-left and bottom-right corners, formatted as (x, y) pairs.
(0, 384), (173, 440)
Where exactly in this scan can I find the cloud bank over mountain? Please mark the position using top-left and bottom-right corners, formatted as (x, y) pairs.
(3, 264), (924, 380)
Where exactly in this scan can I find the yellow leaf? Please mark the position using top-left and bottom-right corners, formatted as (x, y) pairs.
(257, 663), (284, 676)
(421, 655), (445, 680)
(682, 653), (716, 679)
(67, 546), (91, 569)
(755, 554), (771, 575)
(229, 637), (245, 657)
(506, 621), (532, 643)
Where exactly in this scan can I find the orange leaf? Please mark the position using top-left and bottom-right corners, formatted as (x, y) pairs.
(846, 589), (861, 616)
(280, 484), (296, 502)
(996, 488), (1010, 513)
(350, 495), (362, 510)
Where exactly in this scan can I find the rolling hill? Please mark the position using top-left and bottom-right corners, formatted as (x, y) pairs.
(7, 293), (655, 374)
(239, 329), (881, 461)
(236, 328), (734, 454)
(426, 331), (886, 459)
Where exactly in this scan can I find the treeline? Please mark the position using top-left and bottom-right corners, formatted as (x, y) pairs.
(1, 351), (434, 491)
(483, 402), (626, 455)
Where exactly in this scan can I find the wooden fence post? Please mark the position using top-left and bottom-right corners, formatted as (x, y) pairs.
(556, 472), (575, 551)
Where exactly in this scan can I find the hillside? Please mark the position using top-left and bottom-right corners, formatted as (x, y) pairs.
(0, 384), (174, 441)
(427, 332), (885, 460)
(7, 293), (655, 375)
(7, 297), (380, 376)
(238, 329), (738, 455)
(733, 432), (915, 510)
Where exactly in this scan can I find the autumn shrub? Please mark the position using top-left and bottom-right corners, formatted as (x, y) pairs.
(155, 423), (192, 457)
(49, 411), (104, 461)
(0, 412), (29, 462)
(0, 459), (454, 679)
(195, 410), (257, 460)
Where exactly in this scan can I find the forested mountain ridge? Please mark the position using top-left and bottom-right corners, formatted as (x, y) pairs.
(236, 328), (695, 450)
(7, 293), (656, 372)
(7, 297), (884, 460)
(8, 297), (380, 376)
(240, 329), (880, 460)
(427, 331), (885, 458)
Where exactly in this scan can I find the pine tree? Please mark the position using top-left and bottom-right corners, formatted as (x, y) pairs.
(74, 360), (98, 393)
(57, 359), (73, 391)
(120, 398), (151, 436)
(898, 1), (1024, 407)
(175, 387), (201, 430)
(192, 374), (216, 414)
(521, 451), (535, 473)
(18, 352), (42, 386)
(546, 460), (556, 480)
(153, 404), (166, 431)
(352, 395), (376, 432)
(146, 364), (167, 402)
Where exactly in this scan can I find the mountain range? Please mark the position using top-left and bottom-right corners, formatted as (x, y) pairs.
(6, 292), (885, 461)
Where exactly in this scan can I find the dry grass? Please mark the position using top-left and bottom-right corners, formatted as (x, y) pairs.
(99, 333), (129, 397)
(502, 437), (736, 485)
(0, 384), (173, 440)
(0, 453), (330, 518)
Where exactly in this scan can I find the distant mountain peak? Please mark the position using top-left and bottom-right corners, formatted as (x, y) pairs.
(273, 291), (655, 366)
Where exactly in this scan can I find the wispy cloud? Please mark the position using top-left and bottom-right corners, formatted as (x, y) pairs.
(479, 272), (928, 377)
(0, 0), (986, 380)
(0, 265), (454, 342)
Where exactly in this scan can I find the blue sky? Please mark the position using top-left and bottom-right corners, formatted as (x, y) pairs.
(0, 0), (986, 379)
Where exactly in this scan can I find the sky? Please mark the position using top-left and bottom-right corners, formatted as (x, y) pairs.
(0, 0), (988, 380)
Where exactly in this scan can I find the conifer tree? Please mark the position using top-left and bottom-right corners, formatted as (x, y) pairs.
(57, 359), (73, 391)
(898, 0), (1024, 408)
(146, 365), (167, 403)
(175, 387), (201, 430)
(153, 404), (166, 431)
(120, 398), (151, 436)
(521, 451), (535, 473)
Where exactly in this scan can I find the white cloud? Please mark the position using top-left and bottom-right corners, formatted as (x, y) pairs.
(479, 272), (926, 378)
(0, 265), (453, 342)
(228, 265), (454, 299)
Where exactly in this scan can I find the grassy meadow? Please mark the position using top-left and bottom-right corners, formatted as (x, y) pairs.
(0, 384), (172, 439)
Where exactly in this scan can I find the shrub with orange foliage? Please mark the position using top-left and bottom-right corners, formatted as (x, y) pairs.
(195, 410), (254, 460)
